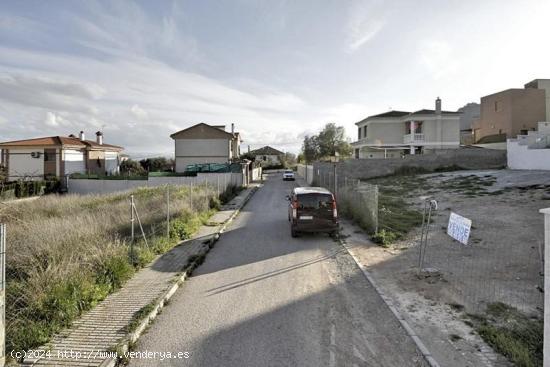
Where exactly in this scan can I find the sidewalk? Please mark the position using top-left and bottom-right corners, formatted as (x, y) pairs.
(23, 185), (259, 367)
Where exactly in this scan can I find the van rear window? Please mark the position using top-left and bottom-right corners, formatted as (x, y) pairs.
(297, 193), (333, 209)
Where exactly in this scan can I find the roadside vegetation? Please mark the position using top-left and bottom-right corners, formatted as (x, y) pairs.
(467, 303), (542, 367)
(365, 168), (506, 246)
(1, 183), (240, 355)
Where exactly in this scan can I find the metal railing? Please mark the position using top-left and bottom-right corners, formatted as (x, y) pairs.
(403, 133), (425, 144)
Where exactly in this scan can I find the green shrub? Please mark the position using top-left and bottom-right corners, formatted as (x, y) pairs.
(371, 229), (398, 247)
(209, 196), (221, 210)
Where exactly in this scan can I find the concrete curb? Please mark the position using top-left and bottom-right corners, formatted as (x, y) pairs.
(94, 186), (259, 367)
(339, 238), (440, 367)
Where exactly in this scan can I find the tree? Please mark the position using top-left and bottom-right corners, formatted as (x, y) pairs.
(302, 135), (319, 163)
(139, 157), (173, 172)
(280, 152), (297, 168)
(316, 123), (353, 158)
(120, 159), (147, 175)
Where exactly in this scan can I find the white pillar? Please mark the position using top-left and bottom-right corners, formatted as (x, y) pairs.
(410, 146), (415, 155)
(541, 207), (550, 367)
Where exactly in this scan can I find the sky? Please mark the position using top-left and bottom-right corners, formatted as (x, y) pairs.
(0, 0), (549, 158)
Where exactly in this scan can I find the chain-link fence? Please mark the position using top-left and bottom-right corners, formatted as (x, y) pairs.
(309, 166), (544, 319)
(310, 168), (379, 234)
(0, 181), (238, 359)
(418, 202), (544, 316)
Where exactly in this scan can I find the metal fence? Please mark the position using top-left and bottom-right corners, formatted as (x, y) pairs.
(1, 180), (238, 358)
(308, 165), (544, 317)
(311, 167), (379, 234)
(418, 205), (544, 315)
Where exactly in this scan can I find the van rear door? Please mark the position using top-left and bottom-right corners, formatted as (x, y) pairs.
(296, 193), (334, 224)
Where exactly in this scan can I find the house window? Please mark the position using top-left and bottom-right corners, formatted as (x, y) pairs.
(358, 127), (361, 140)
(494, 101), (501, 112)
(263, 155), (267, 161)
(363, 126), (367, 138)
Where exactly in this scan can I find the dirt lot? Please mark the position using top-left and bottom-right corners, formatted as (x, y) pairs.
(340, 169), (549, 367)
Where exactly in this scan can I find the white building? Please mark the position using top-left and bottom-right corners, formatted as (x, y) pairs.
(507, 121), (550, 170)
(352, 98), (461, 159)
(248, 146), (284, 166)
(170, 123), (242, 172)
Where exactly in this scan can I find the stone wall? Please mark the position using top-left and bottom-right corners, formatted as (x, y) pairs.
(313, 149), (507, 180)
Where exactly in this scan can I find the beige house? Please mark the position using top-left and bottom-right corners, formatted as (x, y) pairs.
(352, 98), (461, 159)
(248, 146), (284, 166)
(0, 131), (123, 181)
(170, 123), (242, 172)
(473, 79), (549, 144)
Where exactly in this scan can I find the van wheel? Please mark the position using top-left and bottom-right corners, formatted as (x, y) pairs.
(329, 231), (339, 239)
(291, 227), (298, 238)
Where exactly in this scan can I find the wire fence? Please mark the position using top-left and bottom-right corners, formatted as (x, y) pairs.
(0, 181), (239, 358)
(419, 205), (544, 315)
(311, 168), (379, 234)
(307, 166), (544, 317)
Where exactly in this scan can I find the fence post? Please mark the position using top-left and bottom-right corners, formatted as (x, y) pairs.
(130, 195), (135, 262)
(540, 207), (550, 367)
(166, 186), (170, 238)
(0, 223), (5, 367)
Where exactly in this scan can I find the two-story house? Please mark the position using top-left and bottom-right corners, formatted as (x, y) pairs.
(170, 123), (242, 172)
(248, 146), (284, 166)
(352, 98), (461, 159)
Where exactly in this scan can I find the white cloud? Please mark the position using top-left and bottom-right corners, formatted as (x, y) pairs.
(45, 111), (58, 127)
(417, 40), (459, 79)
(130, 104), (149, 120)
(346, 1), (386, 52)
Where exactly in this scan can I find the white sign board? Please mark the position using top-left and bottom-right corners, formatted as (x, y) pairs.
(447, 212), (472, 245)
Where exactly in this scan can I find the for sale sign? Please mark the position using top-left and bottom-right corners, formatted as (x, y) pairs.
(447, 212), (472, 245)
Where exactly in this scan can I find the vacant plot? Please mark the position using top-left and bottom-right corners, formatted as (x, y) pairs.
(351, 169), (548, 366)
(0, 184), (226, 354)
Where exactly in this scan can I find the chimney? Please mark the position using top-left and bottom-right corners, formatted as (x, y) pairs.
(435, 97), (442, 114)
(231, 123), (235, 134)
(79, 131), (85, 141)
(96, 131), (103, 145)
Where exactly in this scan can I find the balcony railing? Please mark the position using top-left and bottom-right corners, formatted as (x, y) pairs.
(403, 133), (425, 144)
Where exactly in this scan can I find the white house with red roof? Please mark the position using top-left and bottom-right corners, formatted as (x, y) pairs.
(0, 131), (124, 181)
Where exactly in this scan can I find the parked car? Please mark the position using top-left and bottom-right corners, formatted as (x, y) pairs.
(287, 187), (339, 237)
(282, 169), (295, 181)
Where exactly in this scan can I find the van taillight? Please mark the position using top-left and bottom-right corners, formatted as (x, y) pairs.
(332, 198), (337, 218)
(292, 200), (298, 219)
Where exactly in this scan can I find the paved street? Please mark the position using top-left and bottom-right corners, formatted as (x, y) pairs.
(129, 173), (425, 367)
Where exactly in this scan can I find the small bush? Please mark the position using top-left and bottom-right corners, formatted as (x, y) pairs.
(209, 196), (221, 210)
(371, 229), (398, 247)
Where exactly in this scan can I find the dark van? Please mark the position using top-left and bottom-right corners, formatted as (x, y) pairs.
(287, 187), (339, 237)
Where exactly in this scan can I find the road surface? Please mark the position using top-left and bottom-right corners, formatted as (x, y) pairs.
(129, 173), (425, 367)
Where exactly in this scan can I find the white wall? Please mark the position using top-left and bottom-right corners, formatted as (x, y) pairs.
(507, 140), (550, 170)
(64, 149), (86, 175)
(296, 164), (314, 185)
(255, 154), (280, 165)
(8, 148), (44, 180)
(175, 138), (230, 172)
(67, 172), (244, 195)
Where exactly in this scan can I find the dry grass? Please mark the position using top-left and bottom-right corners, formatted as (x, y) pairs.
(0, 184), (220, 355)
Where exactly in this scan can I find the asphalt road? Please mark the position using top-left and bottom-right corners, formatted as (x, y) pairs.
(129, 173), (425, 367)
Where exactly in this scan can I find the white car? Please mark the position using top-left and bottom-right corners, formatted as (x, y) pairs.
(282, 170), (295, 181)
